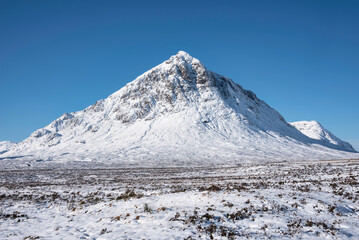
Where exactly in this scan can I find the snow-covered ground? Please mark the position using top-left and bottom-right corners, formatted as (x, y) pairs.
(1, 160), (358, 239)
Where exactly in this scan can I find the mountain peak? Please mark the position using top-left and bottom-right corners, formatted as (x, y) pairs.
(1, 52), (358, 167)
(176, 50), (192, 57)
(175, 50), (196, 61)
(165, 50), (201, 67)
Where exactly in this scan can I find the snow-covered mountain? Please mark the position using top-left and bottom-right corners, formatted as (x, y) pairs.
(290, 121), (355, 152)
(0, 141), (14, 154)
(1, 51), (357, 168)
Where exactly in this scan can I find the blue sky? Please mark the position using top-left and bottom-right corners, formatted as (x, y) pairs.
(0, 0), (358, 150)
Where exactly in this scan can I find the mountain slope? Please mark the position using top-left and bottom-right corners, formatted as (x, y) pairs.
(1, 51), (357, 168)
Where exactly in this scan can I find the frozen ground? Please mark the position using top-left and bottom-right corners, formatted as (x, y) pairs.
(1, 160), (359, 239)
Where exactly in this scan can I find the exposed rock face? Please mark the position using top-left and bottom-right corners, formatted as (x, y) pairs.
(111, 51), (239, 124)
(1, 51), (357, 167)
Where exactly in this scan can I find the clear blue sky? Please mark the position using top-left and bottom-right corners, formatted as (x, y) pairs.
(0, 0), (358, 150)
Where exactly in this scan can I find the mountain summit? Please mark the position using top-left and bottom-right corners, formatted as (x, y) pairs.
(1, 51), (357, 168)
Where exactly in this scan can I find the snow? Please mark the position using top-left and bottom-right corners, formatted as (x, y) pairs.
(0, 51), (357, 169)
(1, 160), (358, 239)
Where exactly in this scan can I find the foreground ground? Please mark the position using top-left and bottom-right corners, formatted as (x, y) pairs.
(0, 160), (358, 239)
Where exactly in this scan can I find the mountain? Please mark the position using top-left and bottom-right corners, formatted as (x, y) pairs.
(1, 51), (357, 168)
(290, 121), (355, 152)
(0, 141), (14, 154)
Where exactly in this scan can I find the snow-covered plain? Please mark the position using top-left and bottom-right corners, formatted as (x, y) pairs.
(1, 160), (358, 239)
(0, 51), (357, 169)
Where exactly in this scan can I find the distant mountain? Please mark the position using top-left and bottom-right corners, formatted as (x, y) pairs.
(1, 51), (357, 168)
(290, 121), (355, 152)
(0, 141), (14, 154)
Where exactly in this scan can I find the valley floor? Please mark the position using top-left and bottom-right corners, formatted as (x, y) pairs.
(1, 160), (359, 239)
